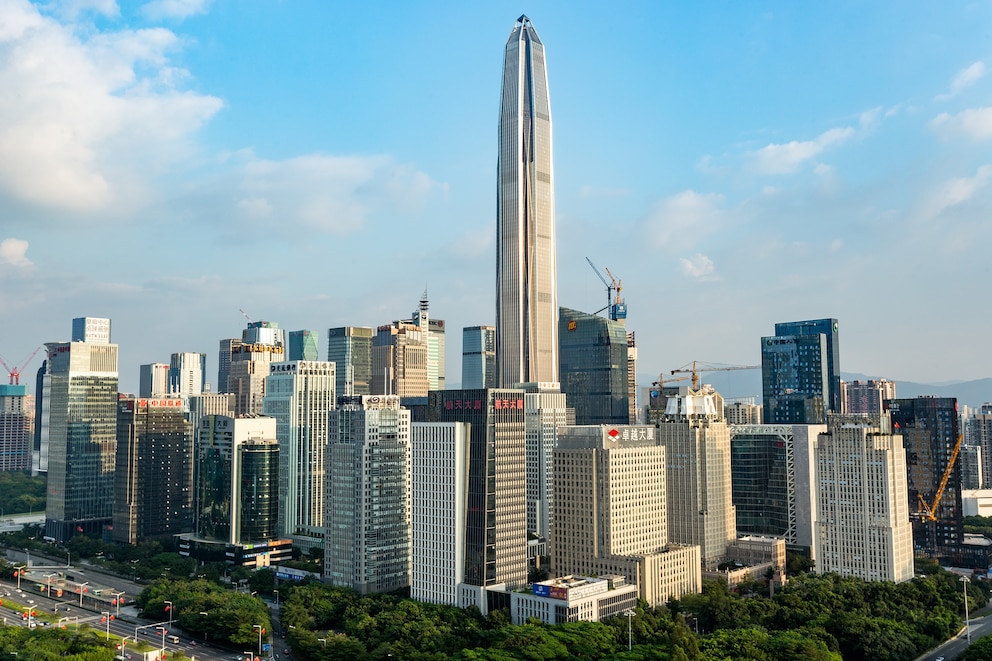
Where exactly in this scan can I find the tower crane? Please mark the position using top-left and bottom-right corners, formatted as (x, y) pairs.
(0, 346), (42, 385)
(584, 257), (627, 321)
(916, 432), (964, 556)
(670, 361), (760, 390)
(239, 309), (254, 324)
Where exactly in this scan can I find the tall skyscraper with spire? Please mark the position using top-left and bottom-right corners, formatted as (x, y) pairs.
(496, 15), (558, 387)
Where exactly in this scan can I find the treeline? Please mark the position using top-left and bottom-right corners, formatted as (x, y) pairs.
(272, 561), (981, 661)
(0, 471), (45, 516)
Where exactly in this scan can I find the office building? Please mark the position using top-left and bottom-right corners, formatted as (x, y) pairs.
(761, 319), (840, 424)
(428, 388), (529, 604)
(288, 330), (319, 362)
(32, 360), (48, 474)
(729, 424), (823, 552)
(496, 16), (558, 387)
(410, 292), (446, 391)
(217, 338), (241, 394)
(558, 307), (631, 425)
(228, 321), (286, 416)
(960, 445), (983, 490)
(626, 332), (638, 424)
(523, 385), (572, 540)
(725, 400), (761, 425)
(139, 363), (169, 397)
(0, 384), (33, 471)
(969, 404), (992, 489)
(885, 396), (963, 555)
(327, 327), (374, 397)
(113, 396), (194, 544)
(410, 421), (470, 605)
(195, 415), (280, 545)
(71, 317), (111, 344)
(372, 321), (428, 397)
(262, 360), (335, 549)
(169, 352), (207, 396)
(842, 379), (897, 416)
(43, 333), (119, 542)
(812, 414), (914, 582)
(552, 425), (701, 607)
(462, 326), (496, 390)
(510, 575), (638, 625)
(656, 386), (737, 569)
(326, 395), (411, 595)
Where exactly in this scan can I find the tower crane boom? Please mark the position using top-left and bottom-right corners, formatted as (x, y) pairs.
(670, 361), (760, 390)
(0, 346), (42, 385)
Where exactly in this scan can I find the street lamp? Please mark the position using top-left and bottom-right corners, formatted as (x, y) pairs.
(13, 564), (25, 590)
(164, 600), (173, 626)
(45, 572), (57, 597)
(961, 576), (972, 644)
(273, 589), (279, 607)
(318, 638), (327, 647)
(156, 626), (167, 660)
(242, 652), (254, 661)
(253, 624), (264, 657)
(100, 611), (113, 640)
(623, 610), (635, 651)
(77, 582), (89, 607)
(199, 611), (209, 641)
(112, 591), (125, 618)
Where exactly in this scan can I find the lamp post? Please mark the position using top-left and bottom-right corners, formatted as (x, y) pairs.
(623, 610), (635, 651)
(156, 626), (167, 660)
(318, 638), (327, 647)
(253, 624), (264, 657)
(273, 589), (279, 607)
(112, 591), (125, 618)
(66, 551), (70, 568)
(77, 582), (88, 607)
(242, 652), (254, 661)
(164, 600), (173, 626)
(13, 564), (24, 590)
(961, 576), (972, 644)
(100, 611), (112, 640)
(45, 572), (57, 597)
(199, 611), (209, 641)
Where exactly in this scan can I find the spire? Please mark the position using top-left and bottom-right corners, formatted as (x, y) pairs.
(420, 287), (429, 313)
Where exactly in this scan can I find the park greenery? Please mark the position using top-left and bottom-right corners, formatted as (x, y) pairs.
(0, 471), (45, 516)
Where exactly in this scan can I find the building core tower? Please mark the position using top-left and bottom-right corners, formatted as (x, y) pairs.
(496, 15), (558, 387)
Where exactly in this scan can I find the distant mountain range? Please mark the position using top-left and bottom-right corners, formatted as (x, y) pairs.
(637, 371), (992, 409)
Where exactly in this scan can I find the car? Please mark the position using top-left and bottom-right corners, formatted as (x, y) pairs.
(283, 651), (290, 656)
(935, 657), (944, 661)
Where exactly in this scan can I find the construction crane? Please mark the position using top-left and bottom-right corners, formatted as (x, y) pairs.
(916, 432), (964, 557)
(239, 308), (254, 324)
(0, 346), (42, 385)
(584, 257), (627, 321)
(670, 361), (760, 390)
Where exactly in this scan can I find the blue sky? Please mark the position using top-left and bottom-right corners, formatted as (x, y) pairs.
(1, 0), (991, 393)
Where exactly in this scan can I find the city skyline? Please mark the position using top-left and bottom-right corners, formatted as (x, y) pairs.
(1, 2), (991, 392)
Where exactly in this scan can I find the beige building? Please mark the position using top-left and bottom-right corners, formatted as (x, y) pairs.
(657, 386), (737, 569)
(552, 425), (701, 607)
(372, 321), (428, 397)
(725, 400), (762, 425)
(841, 379), (897, 416)
(812, 414), (914, 583)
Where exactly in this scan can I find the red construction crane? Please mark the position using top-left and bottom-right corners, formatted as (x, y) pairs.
(0, 346), (42, 385)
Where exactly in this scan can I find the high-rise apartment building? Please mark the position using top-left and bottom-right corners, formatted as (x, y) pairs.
(558, 307), (631, 425)
(327, 327), (374, 397)
(428, 388), (529, 603)
(885, 396), (962, 556)
(288, 330), (319, 362)
(812, 414), (914, 582)
(372, 321), (428, 397)
(552, 425), (702, 607)
(523, 385), (572, 540)
(169, 352), (207, 396)
(228, 321), (286, 416)
(410, 421), (470, 605)
(262, 360), (335, 549)
(326, 395), (411, 595)
(842, 379), (896, 416)
(139, 363), (169, 397)
(44, 332), (119, 542)
(729, 424), (823, 553)
(113, 396), (194, 544)
(969, 404), (992, 489)
(0, 384), (33, 471)
(496, 16), (558, 387)
(462, 326), (496, 390)
(960, 444), (983, 490)
(656, 386), (737, 569)
(195, 415), (279, 545)
(761, 319), (840, 424)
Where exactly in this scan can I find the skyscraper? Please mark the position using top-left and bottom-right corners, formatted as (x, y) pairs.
(327, 327), (374, 397)
(558, 307), (631, 425)
(0, 384), (33, 471)
(462, 326), (496, 389)
(44, 331), (120, 542)
(71, 317), (111, 344)
(228, 321), (286, 416)
(762, 318), (840, 424)
(411, 292), (446, 391)
(372, 321), (428, 397)
(842, 378), (896, 416)
(169, 352), (207, 395)
(496, 15), (558, 387)
(288, 330), (320, 362)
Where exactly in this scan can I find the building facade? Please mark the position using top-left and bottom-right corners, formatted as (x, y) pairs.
(372, 322), (428, 397)
(524, 385), (572, 540)
(0, 384), (33, 471)
(288, 329), (319, 361)
(327, 326), (374, 397)
(761, 319), (840, 424)
(326, 395), (411, 595)
(139, 363), (169, 398)
(71, 317), (111, 344)
(462, 326), (496, 390)
(774, 319), (841, 412)
(558, 307), (630, 426)
(169, 352), (207, 396)
(812, 414), (914, 582)
(510, 575), (638, 625)
(496, 16), (558, 387)
(113, 397), (194, 544)
(44, 337), (119, 542)
(228, 322), (286, 416)
(842, 378), (896, 416)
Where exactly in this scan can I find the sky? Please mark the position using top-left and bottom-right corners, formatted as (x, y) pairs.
(1, 0), (991, 394)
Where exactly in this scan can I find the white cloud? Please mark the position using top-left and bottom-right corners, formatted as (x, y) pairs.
(679, 253), (715, 279)
(0, 0), (222, 215)
(748, 126), (854, 175)
(645, 190), (725, 251)
(931, 107), (992, 140)
(0, 238), (32, 267)
(578, 184), (632, 198)
(141, 0), (210, 20)
(50, 0), (120, 19)
(935, 61), (986, 101)
(920, 164), (992, 220)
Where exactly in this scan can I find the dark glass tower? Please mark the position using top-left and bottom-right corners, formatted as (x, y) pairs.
(761, 318), (840, 424)
(558, 307), (630, 425)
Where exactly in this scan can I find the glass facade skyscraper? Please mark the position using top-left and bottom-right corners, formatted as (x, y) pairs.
(327, 326), (373, 397)
(462, 326), (496, 389)
(288, 329), (319, 361)
(558, 307), (630, 425)
(496, 16), (558, 387)
(761, 318), (839, 424)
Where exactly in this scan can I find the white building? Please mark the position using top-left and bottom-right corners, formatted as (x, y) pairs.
(169, 352), (208, 396)
(139, 363), (170, 398)
(812, 414), (914, 583)
(524, 384), (572, 540)
(410, 422), (469, 605)
(510, 575), (637, 625)
(262, 360), (335, 550)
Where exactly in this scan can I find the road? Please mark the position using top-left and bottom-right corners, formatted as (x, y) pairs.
(918, 612), (992, 661)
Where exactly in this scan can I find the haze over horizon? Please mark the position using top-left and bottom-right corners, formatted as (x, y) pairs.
(1, 1), (990, 393)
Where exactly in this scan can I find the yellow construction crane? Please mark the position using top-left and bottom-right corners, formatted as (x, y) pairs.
(670, 361), (760, 390)
(917, 433), (964, 522)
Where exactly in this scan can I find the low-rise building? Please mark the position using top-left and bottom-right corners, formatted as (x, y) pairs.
(510, 575), (637, 625)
